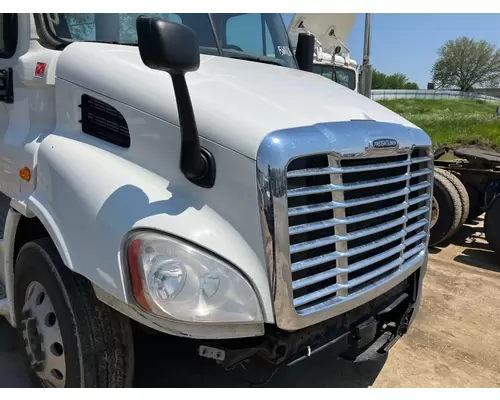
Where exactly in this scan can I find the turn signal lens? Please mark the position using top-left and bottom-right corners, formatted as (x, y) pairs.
(19, 167), (31, 182)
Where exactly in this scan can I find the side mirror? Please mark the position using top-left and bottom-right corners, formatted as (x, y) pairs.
(136, 16), (215, 188)
(295, 32), (315, 72)
(136, 16), (200, 74)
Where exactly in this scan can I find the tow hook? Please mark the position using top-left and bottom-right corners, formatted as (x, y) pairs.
(397, 308), (414, 336)
(381, 307), (415, 353)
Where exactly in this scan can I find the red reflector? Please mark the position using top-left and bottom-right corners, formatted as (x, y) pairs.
(34, 62), (46, 78)
(127, 239), (152, 312)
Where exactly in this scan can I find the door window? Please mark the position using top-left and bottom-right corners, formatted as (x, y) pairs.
(0, 14), (18, 58)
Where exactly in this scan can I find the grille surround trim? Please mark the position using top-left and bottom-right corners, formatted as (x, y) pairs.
(256, 120), (434, 331)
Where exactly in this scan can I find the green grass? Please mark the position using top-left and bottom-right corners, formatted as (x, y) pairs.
(378, 99), (500, 150)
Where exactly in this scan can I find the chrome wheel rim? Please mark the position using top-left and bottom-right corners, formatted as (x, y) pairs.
(21, 281), (66, 388)
(430, 196), (439, 229)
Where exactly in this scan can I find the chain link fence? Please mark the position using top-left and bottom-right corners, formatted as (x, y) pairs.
(371, 89), (500, 102)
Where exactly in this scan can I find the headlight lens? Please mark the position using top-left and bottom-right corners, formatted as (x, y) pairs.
(126, 232), (263, 324)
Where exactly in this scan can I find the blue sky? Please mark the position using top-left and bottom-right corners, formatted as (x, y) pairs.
(282, 13), (500, 88)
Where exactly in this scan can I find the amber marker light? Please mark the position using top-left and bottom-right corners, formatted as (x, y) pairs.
(19, 167), (31, 182)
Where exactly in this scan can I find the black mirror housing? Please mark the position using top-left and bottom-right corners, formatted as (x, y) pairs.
(295, 32), (315, 72)
(136, 16), (200, 74)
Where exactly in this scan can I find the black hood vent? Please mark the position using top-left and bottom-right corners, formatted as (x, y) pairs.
(79, 94), (130, 148)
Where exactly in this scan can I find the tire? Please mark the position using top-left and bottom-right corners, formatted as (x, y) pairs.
(429, 173), (463, 247)
(434, 168), (470, 230)
(485, 195), (500, 254)
(14, 238), (134, 388)
(465, 184), (483, 222)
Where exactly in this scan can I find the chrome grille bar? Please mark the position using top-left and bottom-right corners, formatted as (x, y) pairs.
(288, 187), (410, 217)
(290, 215), (407, 254)
(294, 257), (404, 308)
(292, 243), (404, 291)
(287, 173), (410, 197)
(287, 156), (432, 178)
(291, 229), (407, 273)
(289, 201), (409, 236)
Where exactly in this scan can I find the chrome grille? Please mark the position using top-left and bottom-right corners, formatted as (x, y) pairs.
(286, 148), (432, 315)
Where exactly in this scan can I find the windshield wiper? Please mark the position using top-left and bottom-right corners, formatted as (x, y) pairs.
(225, 53), (285, 67)
(112, 42), (139, 47)
(79, 40), (138, 47)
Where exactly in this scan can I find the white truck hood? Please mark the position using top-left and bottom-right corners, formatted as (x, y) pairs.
(56, 42), (417, 159)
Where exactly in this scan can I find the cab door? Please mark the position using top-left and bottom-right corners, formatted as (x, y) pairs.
(0, 14), (58, 211)
(0, 13), (31, 201)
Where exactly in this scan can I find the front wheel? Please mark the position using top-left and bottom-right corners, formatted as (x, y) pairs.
(14, 238), (134, 388)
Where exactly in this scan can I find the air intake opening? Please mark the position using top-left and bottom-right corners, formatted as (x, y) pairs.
(79, 94), (130, 148)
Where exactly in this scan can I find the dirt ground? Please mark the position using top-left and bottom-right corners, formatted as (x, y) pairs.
(372, 216), (500, 388)
(1, 216), (499, 388)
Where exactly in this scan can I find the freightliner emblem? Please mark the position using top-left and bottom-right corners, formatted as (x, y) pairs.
(370, 139), (398, 149)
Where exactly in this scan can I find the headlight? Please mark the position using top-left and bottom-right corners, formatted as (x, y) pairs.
(126, 232), (263, 324)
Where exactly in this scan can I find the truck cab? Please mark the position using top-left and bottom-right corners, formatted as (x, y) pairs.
(288, 13), (359, 92)
(0, 13), (432, 388)
(312, 56), (358, 91)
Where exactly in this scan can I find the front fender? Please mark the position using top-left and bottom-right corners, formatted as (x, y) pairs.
(30, 135), (274, 323)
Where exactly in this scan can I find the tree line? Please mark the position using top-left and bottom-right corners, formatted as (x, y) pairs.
(372, 69), (419, 90)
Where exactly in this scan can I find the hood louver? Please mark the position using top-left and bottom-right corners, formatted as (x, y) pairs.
(79, 94), (130, 148)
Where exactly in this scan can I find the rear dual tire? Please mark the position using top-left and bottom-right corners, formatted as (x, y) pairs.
(428, 168), (470, 247)
(435, 168), (470, 229)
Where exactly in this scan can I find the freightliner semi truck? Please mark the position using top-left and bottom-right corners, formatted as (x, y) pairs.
(0, 13), (433, 387)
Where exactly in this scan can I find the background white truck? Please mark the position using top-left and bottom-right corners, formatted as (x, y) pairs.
(287, 13), (359, 92)
(0, 13), (433, 387)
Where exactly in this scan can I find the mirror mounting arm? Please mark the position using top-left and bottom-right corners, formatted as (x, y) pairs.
(170, 73), (215, 188)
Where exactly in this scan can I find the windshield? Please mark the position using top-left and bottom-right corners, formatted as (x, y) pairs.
(41, 13), (297, 69)
(312, 64), (357, 90)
